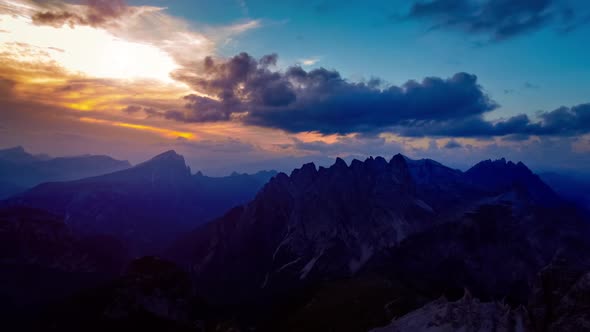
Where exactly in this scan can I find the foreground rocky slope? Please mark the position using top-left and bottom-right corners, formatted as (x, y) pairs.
(370, 291), (531, 332)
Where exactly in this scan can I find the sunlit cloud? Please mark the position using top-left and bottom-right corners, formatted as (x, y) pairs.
(0, 0), (261, 145)
(79, 116), (195, 139)
(1, 6), (189, 82)
(299, 56), (321, 66)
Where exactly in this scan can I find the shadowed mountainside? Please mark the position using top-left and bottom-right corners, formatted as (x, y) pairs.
(5, 150), (276, 255)
(2, 151), (589, 331)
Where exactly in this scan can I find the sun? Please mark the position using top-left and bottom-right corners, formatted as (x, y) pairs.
(0, 14), (178, 82)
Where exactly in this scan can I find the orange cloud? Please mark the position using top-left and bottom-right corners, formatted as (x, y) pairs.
(79, 117), (195, 139)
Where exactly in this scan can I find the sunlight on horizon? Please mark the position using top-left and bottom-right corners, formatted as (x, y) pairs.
(0, 14), (178, 82)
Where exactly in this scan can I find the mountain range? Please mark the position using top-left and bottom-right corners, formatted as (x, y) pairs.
(4, 150), (276, 255)
(0, 146), (131, 199)
(1, 149), (589, 331)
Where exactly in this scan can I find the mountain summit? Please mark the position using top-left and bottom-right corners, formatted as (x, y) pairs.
(465, 158), (559, 204)
(95, 149), (191, 186)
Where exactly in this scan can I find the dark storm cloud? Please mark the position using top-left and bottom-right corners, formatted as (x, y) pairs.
(444, 139), (462, 148)
(32, 0), (130, 28)
(407, 0), (588, 41)
(398, 103), (590, 138)
(167, 52), (590, 138)
(123, 105), (164, 118)
(171, 52), (497, 135)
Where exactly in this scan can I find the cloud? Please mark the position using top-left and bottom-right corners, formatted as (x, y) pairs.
(121, 105), (163, 118)
(170, 52), (497, 135)
(3, 0), (260, 75)
(299, 57), (321, 66)
(444, 139), (462, 148)
(289, 135), (405, 157)
(31, 0), (130, 28)
(407, 0), (590, 41)
(397, 103), (590, 138)
(123, 105), (141, 114)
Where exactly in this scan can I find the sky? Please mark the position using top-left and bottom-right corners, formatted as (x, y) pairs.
(0, 0), (589, 175)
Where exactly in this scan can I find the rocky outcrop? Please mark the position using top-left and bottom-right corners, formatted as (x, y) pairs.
(370, 291), (532, 332)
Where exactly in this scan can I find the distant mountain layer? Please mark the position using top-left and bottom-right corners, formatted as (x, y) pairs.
(6, 150), (276, 255)
(0, 146), (131, 199)
(540, 171), (590, 210)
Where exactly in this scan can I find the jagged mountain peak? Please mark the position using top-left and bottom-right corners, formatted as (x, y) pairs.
(277, 155), (413, 188)
(472, 157), (530, 171)
(466, 157), (556, 204)
(180, 153), (432, 297)
(333, 156), (347, 169)
(468, 157), (534, 175)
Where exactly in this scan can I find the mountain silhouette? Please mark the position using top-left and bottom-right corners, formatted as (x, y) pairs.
(2, 151), (589, 331)
(5, 150), (276, 255)
(0, 146), (131, 198)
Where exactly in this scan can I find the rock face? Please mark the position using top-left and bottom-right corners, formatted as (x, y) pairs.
(369, 202), (590, 306)
(370, 291), (532, 332)
(5, 150), (276, 255)
(550, 272), (590, 330)
(404, 157), (478, 214)
(166, 154), (590, 331)
(528, 254), (590, 331)
(173, 155), (437, 301)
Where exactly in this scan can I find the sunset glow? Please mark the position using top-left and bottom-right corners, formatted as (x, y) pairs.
(0, 0), (589, 175)
(0, 14), (178, 82)
(79, 117), (195, 140)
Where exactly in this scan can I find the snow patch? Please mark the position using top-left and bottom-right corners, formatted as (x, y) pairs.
(299, 250), (324, 280)
(414, 199), (434, 213)
(276, 257), (302, 273)
(348, 244), (374, 273)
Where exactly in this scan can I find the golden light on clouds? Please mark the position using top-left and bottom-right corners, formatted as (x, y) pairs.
(79, 117), (195, 140)
(0, 14), (178, 82)
(0, 0), (266, 147)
